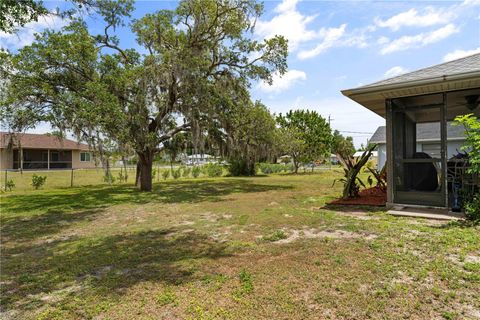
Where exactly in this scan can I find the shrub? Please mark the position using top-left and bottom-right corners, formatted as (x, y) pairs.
(465, 193), (480, 223)
(161, 170), (170, 180)
(117, 171), (128, 183)
(192, 166), (201, 178)
(5, 179), (15, 191)
(204, 163), (223, 177)
(258, 163), (288, 175)
(103, 173), (116, 184)
(171, 168), (181, 179)
(182, 166), (191, 178)
(31, 174), (47, 189)
(228, 159), (255, 176)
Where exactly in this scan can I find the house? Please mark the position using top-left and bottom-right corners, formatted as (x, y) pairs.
(0, 132), (96, 170)
(183, 154), (218, 165)
(370, 123), (466, 171)
(342, 53), (480, 209)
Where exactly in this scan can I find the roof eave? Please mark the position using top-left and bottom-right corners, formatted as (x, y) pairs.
(341, 70), (480, 98)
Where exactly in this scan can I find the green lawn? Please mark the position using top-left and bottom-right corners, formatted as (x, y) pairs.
(1, 172), (479, 319)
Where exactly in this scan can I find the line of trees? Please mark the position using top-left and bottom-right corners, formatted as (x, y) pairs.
(0, 0), (356, 191)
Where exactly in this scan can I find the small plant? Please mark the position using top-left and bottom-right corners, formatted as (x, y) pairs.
(103, 173), (116, 184)
(171, 168), (181, 179)
(182, 166), (191, 178)
(204, 163), (223, 177)
(464, 193), (480, 224)
(156, 288), (177, 306)
(333, 144), (375, 199)
(31, 174), (47, 189)
(5, 179), (15, 191)
(262, 229), (287, 242)
(192, 166), (201, 178)
(117, 171), (127, 183)
(234, 269), (253, 298)
(162, 170), (170, 180)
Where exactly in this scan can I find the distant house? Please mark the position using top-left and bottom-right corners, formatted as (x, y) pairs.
(0, 132), (96, 170)
(370, 123), (466, 171)
(183, 154), (218, 165)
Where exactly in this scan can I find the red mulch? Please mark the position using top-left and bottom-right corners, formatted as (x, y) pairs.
(329, 187), (387, 206)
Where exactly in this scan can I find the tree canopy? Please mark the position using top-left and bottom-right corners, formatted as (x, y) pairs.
(276, 109), (332, 173)
(0, 0), (288, 191)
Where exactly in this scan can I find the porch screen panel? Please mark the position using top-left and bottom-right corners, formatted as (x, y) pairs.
(391, 93), (445, 207)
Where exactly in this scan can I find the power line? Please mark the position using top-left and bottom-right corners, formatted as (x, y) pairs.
(338, 130), (374, 134)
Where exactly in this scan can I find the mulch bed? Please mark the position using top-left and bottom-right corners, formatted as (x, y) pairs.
(329, 187), (387, 206)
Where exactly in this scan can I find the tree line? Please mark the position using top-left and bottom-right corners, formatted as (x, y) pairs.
(0, 0), (355, 191)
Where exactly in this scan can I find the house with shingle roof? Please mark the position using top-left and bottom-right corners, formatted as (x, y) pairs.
(0, 132), (96, 170)
(342, 53), (479, 211)
(370, 122), (466, 171)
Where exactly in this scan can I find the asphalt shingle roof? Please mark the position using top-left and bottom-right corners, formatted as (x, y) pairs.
(0, 132), (90, 150)
(359, 53), (480, 89)
(369, 123), (466, 144)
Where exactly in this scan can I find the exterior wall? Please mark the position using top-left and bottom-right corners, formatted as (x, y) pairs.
(0, 149), (13, 170)
(72, 150), (97, 169)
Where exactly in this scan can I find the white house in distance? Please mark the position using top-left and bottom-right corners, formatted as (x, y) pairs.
(370, 123), (466, 171)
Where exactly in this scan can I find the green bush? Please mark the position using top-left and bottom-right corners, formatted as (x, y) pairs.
(102, 173), (116, 184)
(161, 170), (170, 180)
(228, 159), (256, 176)
(5, 179), (15, 191)
(171, 168), (181, 179)
(465, 193), (480, 223)
(204, 163), (223, 177)
(182, 166), (191, 178)
(31, 174), (47, 189)
(258, 163), (287, 175)
(191, 166), (201, 178)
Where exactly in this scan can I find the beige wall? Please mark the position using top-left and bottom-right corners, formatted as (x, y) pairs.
(0, 149), (13, 170)
(72, 150), (97, 169)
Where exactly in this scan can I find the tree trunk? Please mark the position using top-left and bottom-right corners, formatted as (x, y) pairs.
(137, 151), (153, 191)
(135, 161), (142, 187)
(122, 155), (128, 182)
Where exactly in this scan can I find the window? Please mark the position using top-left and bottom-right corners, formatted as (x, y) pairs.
(51, 152), (59, 162)
(42, 152), (48, 162)
(80, 152), (91, 162)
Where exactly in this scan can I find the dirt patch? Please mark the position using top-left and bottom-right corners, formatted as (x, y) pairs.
(275, 227), (376, 244)
(328, 187), (386, 206)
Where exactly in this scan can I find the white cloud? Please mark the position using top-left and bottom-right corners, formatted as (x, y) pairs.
(258, 69), (306, 93)
(254, 0), (318, 52)
(375, 7), (454, 31)
(377, 36), (389, 45)
(380, 23), (459, 54)
(297, 24), (346, 59)
(461, 0), (480, 7)
(0, 14), (67, 50)
(443, 47), (480, 61)
(384, 66), (409, 78)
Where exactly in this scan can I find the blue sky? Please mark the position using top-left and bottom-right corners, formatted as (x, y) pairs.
(1, 0), (480, 147)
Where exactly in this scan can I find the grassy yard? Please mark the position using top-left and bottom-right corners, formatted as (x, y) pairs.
(1, 172), (479, 319)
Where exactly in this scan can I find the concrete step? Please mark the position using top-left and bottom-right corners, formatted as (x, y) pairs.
(387, 206), (465, 220)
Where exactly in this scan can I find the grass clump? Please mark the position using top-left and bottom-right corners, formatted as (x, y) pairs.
(156, 288), (178, 306)
(262, 229), (288, 242)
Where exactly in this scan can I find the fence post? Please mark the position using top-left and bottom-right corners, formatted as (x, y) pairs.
(4, 170), (7, 191)
(71, 168), (74, 187)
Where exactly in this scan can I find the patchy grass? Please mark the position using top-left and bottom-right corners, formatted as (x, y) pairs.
(1, 172), (479, 319)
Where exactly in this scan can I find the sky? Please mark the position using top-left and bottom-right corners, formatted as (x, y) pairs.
(1, 0), (480, 147)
